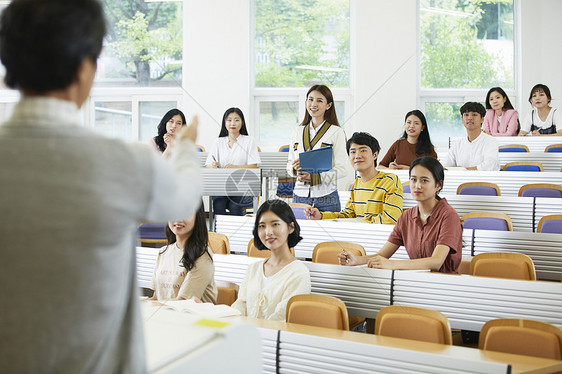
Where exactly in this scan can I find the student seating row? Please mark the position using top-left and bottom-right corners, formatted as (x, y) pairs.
(449, 136), (562, 153)
(499, 143), (562, 152)
(496, 153), (562, 171)
(213, 215), (562, 280)
(135, 249), (562, 333)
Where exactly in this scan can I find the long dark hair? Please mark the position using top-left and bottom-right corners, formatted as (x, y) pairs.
(252, 200), (302, 250)
(219, 107), (249, 137)
(409, 156), (444, 200)
(153, 109), (186, 153)
(485, 87), (515, 110)
(299, 85), (340, 127)
(399, 110), (434, 157)
(162, 202), (210, 271)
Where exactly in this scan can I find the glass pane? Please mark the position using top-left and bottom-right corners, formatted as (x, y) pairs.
(0, 4), (8, 89)
(139, 101), (177, 142)
(424, 102), (464, 145)
(98, 1), (183, 87)
(335, 101), (345, 126)
(94, 101), (132, 141)
(0, 102), (16, 122)
(420, 0), (514, 89)
(259, 101), (299, 151)
(254, 0), (350, 88)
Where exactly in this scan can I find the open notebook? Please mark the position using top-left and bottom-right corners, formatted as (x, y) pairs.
(163, 299), (241, 319)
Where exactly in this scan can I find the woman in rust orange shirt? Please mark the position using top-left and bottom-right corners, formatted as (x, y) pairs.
(339, 156), (462, 273)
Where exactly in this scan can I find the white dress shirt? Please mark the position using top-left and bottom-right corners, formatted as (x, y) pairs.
(443, 131), (500, 171)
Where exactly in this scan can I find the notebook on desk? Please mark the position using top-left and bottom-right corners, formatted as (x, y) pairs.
(299, 147), (333, 173)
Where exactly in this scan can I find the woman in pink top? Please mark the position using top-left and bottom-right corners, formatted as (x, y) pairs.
(338, 157), (462, 273)
(483, 87), (519, 136)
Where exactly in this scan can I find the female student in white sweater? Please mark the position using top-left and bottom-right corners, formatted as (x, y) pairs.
(206, 107), (261, 215)
(232, 200), (311, 321)
(148, 203), (217, 303)
(287, 85), (352, 212)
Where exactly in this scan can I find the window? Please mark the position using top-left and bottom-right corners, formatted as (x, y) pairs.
(419, 0), (515, 145)
(253, 0), (352, 150)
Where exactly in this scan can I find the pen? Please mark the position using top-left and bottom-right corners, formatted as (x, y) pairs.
(212, 155), (217, 162)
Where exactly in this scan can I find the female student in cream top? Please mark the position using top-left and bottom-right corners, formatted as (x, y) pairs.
(287, 85), (352, 212)
(150, 108), (186, 158)
(205, 107), (261, 216)
(231, 200), (311, 321)
(482, 87), (519, 136)
(339, 157), (462, 274)
(379, 110), (437, 170)
(518, 83), (561, 136)
(148, 203), (217, 303)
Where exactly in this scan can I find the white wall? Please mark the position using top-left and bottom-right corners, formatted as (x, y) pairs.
(184, 0), (251, 150)
(520, 0), (562, 119)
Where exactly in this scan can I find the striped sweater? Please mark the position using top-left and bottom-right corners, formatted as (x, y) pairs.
(321, 171), (403, 224)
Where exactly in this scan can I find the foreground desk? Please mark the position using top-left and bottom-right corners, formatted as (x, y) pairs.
(142, 304), (261, 373)
(244, 317), (562, 374)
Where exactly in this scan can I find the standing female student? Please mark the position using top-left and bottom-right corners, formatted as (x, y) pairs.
(148, 203), (217, 303)
(205, 107), (261, 215)
(287, 85), (352, 212)
(231, 200), (311, 321)
(482, 87), (519, 136)
(150, 108), (187, 157)
(339, 157), (462, 273)
(519, 84), (561, 136)
(379, 110), (437, 170)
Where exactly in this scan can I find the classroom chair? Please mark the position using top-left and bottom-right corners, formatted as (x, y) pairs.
(208, 232), (230, 254)
(537, 215), (562, 234)
(503, 161), (544, 172)
(479, 318), (562, 360)
(216, 281), (239, 306)
(469, 252), (536, 280)
(276, 177), (296, 199)
(288, 203), (311, 220)
(286, 294), (350, 330)
(545, 144), (562, 153)
(460, 212), (513, 231)
(456, 182), (501, 196)
(246, 238), (294, 258)
(138, 222), (168, 244)
(518, 183), (562, 198)
(375, 305), (453, 345)
(345, 180), (354, 191)
(195, 145), (205, 152)
(498, 144), (529, 152)
(403, 184), (411, 194)
(278, 144), (290, 152)
(312, 241), (366, 265)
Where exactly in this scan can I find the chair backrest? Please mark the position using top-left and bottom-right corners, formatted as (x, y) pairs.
(469, 252), (536, 280)
(286, 294), (350, 330)
(195, 145), (205, 152)
(138, 222), (168, 244)
(460, 212), (513, 231)
(503, 161), (544, 172)
(537, 214), (562, 233)
(345, 180), (354, 191)
(278, 144), (290, 152)
(375, 305), (452, 345)
(257, 146), (262, 152)
(276, 177), (296, 198)
(403, 184), (411, 194)
(456, 182), (501, 196)
(518, 183), (562, 198)
(312, 241), (366, 265)
(289, 203), (311, 220)
(247, 239), (294, 258)
(499, 144), (529, 152)
(479, 318), (562, 360)
(208, 232), (230, 255)
(216, 281), (239, 306)
(545, 144), (562, 153)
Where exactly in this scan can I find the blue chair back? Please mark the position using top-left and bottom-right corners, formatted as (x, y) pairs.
(540, 220), (562, 234)
(403, 184), (411, 194)
(545, 145), (562, 153)
(463, 217), (509, 231)
(504, 164), (541, 172)
(499, 147), (528, 152)
(277, 182), (295, 197)
(138, 223), (167, 240)
(521, 188), (562, 198)
(458, 186), (498, 196)
(291, 207), (307, 220)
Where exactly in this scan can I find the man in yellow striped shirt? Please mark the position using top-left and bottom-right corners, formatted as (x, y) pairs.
(306, 132), (403, 224)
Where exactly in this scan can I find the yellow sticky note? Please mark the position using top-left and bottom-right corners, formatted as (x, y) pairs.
(195, 319), (230, 329)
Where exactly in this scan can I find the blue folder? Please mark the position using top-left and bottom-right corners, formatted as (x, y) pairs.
(299, 147), (333, 173)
